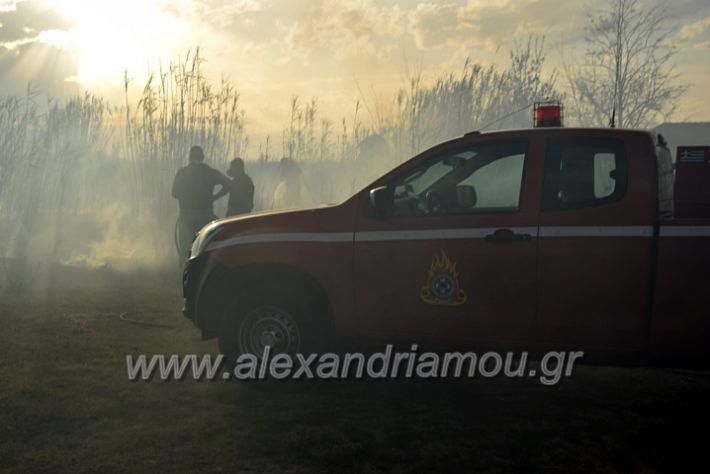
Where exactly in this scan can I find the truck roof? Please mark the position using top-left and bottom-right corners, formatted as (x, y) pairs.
(465, 127), (655, 138)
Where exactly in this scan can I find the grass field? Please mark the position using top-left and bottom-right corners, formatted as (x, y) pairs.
(1, 268), (709, 473)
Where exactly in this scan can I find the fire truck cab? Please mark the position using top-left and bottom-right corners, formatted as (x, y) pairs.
(182, 123), (710, 365)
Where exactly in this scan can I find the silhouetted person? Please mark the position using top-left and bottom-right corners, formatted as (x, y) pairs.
(172, 145), (230, 262)
(355, 134), (392, 187)
(226, 157), (254, 216)
(272, 157), (309, 209)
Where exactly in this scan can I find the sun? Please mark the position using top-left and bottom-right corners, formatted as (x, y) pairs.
(43, 0), (187, 86)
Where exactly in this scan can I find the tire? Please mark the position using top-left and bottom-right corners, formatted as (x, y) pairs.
(218, 286), (325, 370)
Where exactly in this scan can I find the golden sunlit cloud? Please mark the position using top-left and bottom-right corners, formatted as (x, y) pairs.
(0, 0), (707, 128)
(41, 0), (188, 85)
(0, 0), (19, 13)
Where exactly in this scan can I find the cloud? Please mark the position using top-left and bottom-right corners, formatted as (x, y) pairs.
(0, 1), (76, 97)
(679, 16), (710, 40)
(409, 3), (479, 50)
(1, 28), (70, 52)
(0, 39), (78, 97)
(0, 0), (71, 44)
(0, 0), (708, 128)
(164, 0), (262, 28)
(0, 0), (22, 13)
(408, 0), (551, 53)
(287, 0), (405, 58)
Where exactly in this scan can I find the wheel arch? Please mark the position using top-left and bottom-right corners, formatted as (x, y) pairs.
(196, 261), (334, 340)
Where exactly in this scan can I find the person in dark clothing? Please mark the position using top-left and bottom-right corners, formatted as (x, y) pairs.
(272, 157), (306, 208)
(225, 157), (254, 216)
(172, 145), (230, 262)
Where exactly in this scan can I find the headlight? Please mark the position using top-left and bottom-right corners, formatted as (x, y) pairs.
(190, 222), (223, 259)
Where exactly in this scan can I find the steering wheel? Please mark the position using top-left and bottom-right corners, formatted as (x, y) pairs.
(424, 189), (443, 214)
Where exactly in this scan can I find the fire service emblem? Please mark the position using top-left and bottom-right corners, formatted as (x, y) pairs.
(420, 251), (467, 306)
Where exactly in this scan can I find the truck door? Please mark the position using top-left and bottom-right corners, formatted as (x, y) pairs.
(537, 134), (655, 353)
(351, 136), (541, 345)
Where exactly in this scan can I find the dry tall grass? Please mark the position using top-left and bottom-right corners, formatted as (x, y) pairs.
(0, 39), (560, 286)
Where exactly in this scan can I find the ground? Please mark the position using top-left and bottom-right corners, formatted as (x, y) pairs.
(1, 268), (709, 473)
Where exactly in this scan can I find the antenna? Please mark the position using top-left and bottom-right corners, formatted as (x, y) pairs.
(477, 102), (533, 131)
(610, 50), (620, 128)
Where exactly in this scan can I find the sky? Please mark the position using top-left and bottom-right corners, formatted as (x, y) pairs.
(0, 0), (709, 141)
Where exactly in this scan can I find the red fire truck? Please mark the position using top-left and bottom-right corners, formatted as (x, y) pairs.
(182, 106), (710, 364)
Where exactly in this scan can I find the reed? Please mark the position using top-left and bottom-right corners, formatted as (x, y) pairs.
(0, 38), (561, 282)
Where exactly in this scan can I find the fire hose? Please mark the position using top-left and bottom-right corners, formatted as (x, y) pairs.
(174, 217), (183, 259)
(118, 311), (174, 329)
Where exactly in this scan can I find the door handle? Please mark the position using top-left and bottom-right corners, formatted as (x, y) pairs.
(484, 228), (532, 244)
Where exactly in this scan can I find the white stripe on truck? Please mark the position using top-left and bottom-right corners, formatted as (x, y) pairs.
(659, 226), (710, 237)
(353, 227), (538, 241)
(206, 232), (352, 251)
(205, 225), (699, 251)
(538, 226), (653, 237)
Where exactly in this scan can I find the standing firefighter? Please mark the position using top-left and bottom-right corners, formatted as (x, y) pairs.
(225, 157), (254, 216)
(272, 157), (309, 209)
(172, 145), (230, 263)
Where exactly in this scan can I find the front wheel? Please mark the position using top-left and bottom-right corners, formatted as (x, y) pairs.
(238, 304), (302, 356)
(218, 289), (324, 367)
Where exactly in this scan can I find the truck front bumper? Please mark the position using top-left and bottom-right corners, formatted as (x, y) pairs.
(182, 254), (211, 323)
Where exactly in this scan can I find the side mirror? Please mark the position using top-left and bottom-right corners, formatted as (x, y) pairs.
(456, 185), (477, 209)
(369, 186), (393, 217)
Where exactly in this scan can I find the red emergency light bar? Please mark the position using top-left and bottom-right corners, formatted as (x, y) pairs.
(534, 101), (563, 127)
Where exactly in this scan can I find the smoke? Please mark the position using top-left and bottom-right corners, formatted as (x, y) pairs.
(0, 41), (560, 289)
(58, 205), (169, 271)
(0, 151), (390, 290)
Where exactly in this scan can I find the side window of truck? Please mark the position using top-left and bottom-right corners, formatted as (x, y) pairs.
(391, 140), (528, 216)
(542, 137), (628, 211)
